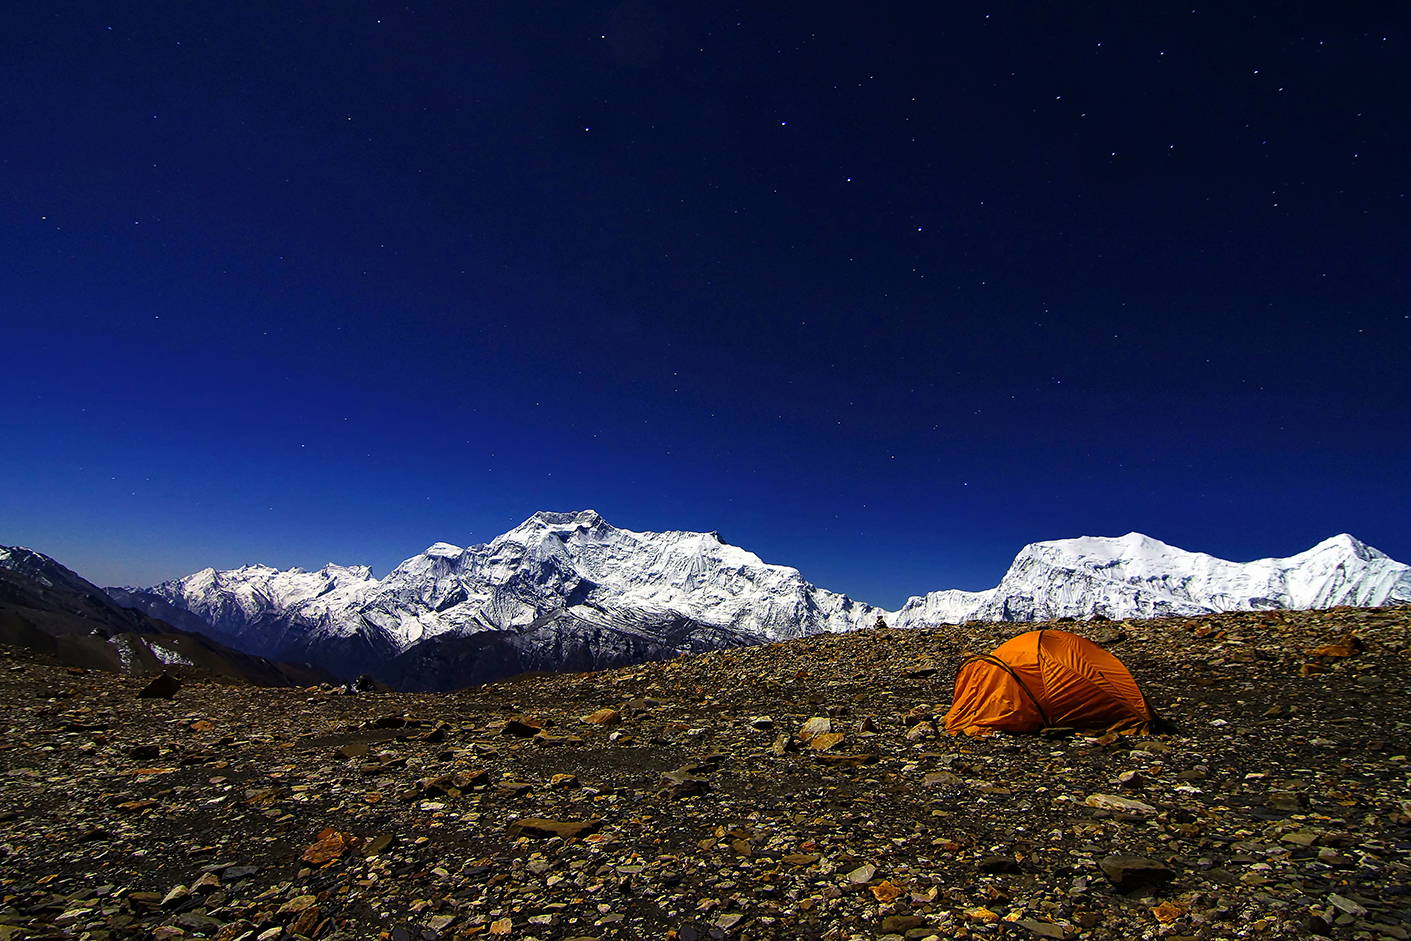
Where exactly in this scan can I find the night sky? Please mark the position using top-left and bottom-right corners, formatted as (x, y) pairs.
(2, 3), (1408, 607)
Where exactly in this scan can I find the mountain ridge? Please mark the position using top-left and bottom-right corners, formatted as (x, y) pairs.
(105, 512), (1411, 690)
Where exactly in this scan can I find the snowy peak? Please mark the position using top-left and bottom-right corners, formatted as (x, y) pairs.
(895, 531), (1411, 627)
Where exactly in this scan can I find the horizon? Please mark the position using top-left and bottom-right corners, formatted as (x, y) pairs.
(6, 513), (1394, 612)
(3, 4), (1407, 608)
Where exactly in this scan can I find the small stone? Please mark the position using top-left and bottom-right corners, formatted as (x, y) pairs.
(1328, 893), (1368, 916)
(139, 673), (182, 699)
(192, 871), (221, 893)
(129, 743), (162, 760)
(1098, 855), (1173, 888)
(288, 904), (321, 937)
(1151, 901), (1183, 924)
(161, 885), (190, 907)
(278, 894), (318, 916)
(923, 771), (961, 788)
(1262, 704), (1285, 717)
(882, 915), (926, 933)
(659, 768), (712, 798)
(550, 773), (580, 789)
(580, 708), (621, 726)
(769, 734), (795, 756)
(977, 855), (1020, 874)
(302, 827), (362, 864)
(965, 907), (1000, 924)
(798, 716), (832, 742)
(1116, 770), (1143, 787)
(488, 917), (513, 936)
(1267, 790), (1308, 811)
(505, 818), (603, 840)
(1085, 793), (1156, 815)
(871, 880), (904, 902)
(1015, 918), (1067, 938)
(500, 718), (542, 737)
(781, 853), (821, 867)
(845, 862), (877, 884)
(809, 731), (845, 752)
(335, 742), (370, 760)
(747, 716), (775, 731)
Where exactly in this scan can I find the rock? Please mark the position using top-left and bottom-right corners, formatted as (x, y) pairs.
(747, 716), (775, 731)
(550, 773), (580, 788)
(138, 673), (182, 699)
(965, 907), (1000, 924)
(192, 871), (221, 893)
(882, 915), (926, 932)
(336, 742), (370, 760)
(129, 743), (162, 759)
(278, 895), (318, 916)
(769, 733), (795, 756)
(808, 731), (845, 752)
(845, 862), (876, 884)
(1015, 918), (1067, 938)
(1267, 790), (1308, 811)
(161, 885), (190, 907)
(870, 880), (904, 902)
(580, 708), (621, 725)
(504, 818), (603, 840)
(301, 827), (362, 864)
(1310, 633), (1363, 657)
(923, 771), (961, 787)
(1085, 793), (1156, 815)
(977, 855), (1021, 873)
(500, 717), (542, 737)
(288, 904), (321, 937)
(1098, 855), (1173, 888)
(781, 853), (820, 866)
(659, 768), (712, 798)
(497, 781), (534, 799)
(532, 731), (584, 747)
(798, 716), (832, 742)
(1328, 893), (1368, 916)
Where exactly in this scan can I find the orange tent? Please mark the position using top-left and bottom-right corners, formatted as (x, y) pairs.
(943, 629), (1154, 736)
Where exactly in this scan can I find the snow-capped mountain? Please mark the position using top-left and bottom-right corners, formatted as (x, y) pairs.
(893, 532), (1411, 627)
(116, 514), (1410, 690)
(122, 510), (887, 686)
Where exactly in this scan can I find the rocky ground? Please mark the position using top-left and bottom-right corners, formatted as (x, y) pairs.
(1, 606), (1408, 941)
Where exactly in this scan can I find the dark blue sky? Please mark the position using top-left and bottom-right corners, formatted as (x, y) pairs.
(2, 2), (1408, 608)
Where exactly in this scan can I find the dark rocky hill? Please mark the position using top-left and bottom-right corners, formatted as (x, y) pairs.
(0, 546), (337, 688)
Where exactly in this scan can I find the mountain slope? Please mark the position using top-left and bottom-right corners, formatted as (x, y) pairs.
(0, 546), (337, 686)
(894, 532), (1411, 626)
(126, 510), (887, 687)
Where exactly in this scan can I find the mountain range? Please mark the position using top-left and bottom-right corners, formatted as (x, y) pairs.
(0, 545), (336, 687)
(94, 509), (1411, 690)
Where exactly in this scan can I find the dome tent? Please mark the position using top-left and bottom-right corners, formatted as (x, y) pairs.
(943, 629), (1155, 736)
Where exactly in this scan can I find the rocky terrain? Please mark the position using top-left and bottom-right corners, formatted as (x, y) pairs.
(1, 605), (1408, 941)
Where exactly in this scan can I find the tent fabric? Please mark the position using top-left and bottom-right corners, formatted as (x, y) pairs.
(943, 629), (1154, 736)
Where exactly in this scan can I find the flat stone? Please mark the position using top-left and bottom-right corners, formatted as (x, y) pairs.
(1085, 793), (1156, 815)
(1098, 855), (1173, 888)
(505, 817), (603, 840)
(845, 862), (876, 884)
(798, 716), (832, 742)
(580, 708), (621, 725)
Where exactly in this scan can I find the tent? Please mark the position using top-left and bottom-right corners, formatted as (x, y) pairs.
(943, 629), (1155, 736)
